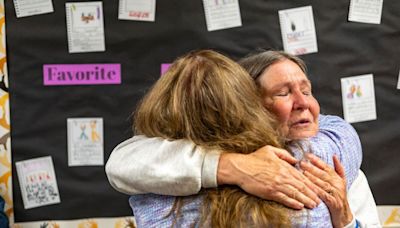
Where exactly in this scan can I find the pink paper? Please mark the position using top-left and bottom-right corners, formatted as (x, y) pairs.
(160, 63), (171, 76)
(43, 64), (121, 86)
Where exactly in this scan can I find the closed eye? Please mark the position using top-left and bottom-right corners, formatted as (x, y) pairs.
(276, 92), (289, 96)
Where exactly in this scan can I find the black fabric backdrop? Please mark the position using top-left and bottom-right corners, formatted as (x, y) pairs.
(5, 0), (400, 222)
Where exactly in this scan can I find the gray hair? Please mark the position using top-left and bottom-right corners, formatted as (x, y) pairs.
(238, 50), (307, 85)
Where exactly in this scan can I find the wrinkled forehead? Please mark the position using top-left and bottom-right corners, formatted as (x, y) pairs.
(258, 60), (310, 91)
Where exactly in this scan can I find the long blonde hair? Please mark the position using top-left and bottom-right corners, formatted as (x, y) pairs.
(134, 50), (291, 227)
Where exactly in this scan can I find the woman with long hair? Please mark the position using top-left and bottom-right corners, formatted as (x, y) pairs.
(129, 49), (331, 227)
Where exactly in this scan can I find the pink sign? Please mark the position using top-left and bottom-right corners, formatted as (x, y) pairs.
(43, 64), (121, 86)
(160, 63), (171, 76)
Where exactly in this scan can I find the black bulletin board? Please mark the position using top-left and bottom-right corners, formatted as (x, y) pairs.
(5, 0), (400, 222)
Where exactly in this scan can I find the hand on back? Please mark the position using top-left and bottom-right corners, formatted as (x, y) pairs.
(300, 153), (353, 228)
(217, 145), (320, 210)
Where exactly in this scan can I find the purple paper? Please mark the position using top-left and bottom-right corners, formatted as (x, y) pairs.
(43, 64), (121, 86)
(160, 63), (171, 76)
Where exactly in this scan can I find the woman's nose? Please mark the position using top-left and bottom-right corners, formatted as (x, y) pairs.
(293, 91), (310, 110)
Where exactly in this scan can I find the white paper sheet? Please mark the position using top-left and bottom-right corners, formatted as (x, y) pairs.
(397, 70), (400, 89)
(341, 74), (377, 123)
(66, 2), (106, 53)
(279, 6), (318, 56)
(16, 156), (61, 209)
(118, 0), (156, 21)
(67, 118), (104, 166)
(13, 0), (53, 18)
(202, 0), (242, 31)
(348, 0), (383, 24)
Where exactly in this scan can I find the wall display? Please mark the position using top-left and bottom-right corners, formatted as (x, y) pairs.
(13, 0), (53, 18)
(397, 70), (400, 90)
(348, 0), (383, 24)
(66, 1), (105, 53)
(118, 0), (156, 22)
(4, 0), (400, 224)
(15, 156), (61, 209)
(202, 0), (242, 31)
(341, 74), (377, 123)
(278, 5), (318, 55)
(43, 63), (121, 86)
(67, 118), (104, 167)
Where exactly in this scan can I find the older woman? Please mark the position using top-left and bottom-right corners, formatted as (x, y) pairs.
(106, 50), (379, 227)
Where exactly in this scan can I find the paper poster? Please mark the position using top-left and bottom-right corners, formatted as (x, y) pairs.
(15, 156), (61, 209)
(341, 74), (377, 123)
(279, 6), (318, 55)
(160, 63), (171, 76)
(13, 0), (54, 18)
(348, 0), (383, 24)
(43, 64), (121, 86)
(202, 0), (242, 31)
(118, 0), (156, 21)
(397, 70), (400, 89)
(67, 118), (104, 166)
(66, 2), (105, 53)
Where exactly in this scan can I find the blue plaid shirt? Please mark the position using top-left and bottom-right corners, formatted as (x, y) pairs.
(130, 114), (362, 227)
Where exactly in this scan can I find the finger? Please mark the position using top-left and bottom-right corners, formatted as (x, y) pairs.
(303, 170), (334, 198)
(301, 176), (322, 204)
(290, 168), (322, 204)
(306, 153), (331, 171)
(272, 148), (298, 165)
(271, 192), (304, 210)
(303, 172), (332, 200)
(300, 160), (331, 182)
(279, 185), (318, 209)
(277, 166), (321, 206)
(333, 155), (345, 179)
(286, 164), (323, 205)
(304, 171), (346, 210)
(272, 160), (321, 205)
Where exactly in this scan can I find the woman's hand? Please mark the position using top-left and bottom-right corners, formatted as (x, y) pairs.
(218, 146), (321, 210)
(300, 153), (353, 228)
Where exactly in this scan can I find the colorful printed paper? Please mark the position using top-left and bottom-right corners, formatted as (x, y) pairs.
(15, 156), (61, 209)
(348, 0), (383, 24)
(66, 2), (105, 53)
(43, 64), (121, 86)
(118, 0), (156, 21)
(160, 63), (171, 76)
(67, 118), (104, 166)
(279, 6), (318, 55)
(202, 0), (242, 31)
(341, 74), (377, 123)
(13, 0), (54, 18)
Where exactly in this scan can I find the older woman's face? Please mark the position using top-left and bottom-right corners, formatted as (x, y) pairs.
(258, 59), (320, 140)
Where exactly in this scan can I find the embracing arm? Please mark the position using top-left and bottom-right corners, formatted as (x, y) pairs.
(106, 135), (320, 209)
(310, 114), (362, 188)
(105, 135), (221, 195)
(305, 115), (380, 227)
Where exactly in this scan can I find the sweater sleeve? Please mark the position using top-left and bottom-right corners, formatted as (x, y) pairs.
(309, 114), (362, 189)
(105, 135), (221, 195)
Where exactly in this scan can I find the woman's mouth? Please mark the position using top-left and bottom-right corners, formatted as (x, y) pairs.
(291, 119), (311, 127)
